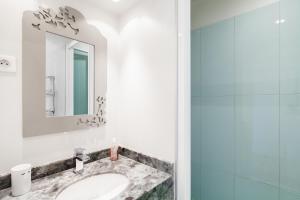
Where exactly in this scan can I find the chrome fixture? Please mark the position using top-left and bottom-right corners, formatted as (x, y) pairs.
(74, 148), (90, 174)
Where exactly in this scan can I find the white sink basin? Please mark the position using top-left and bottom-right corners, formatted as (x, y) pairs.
(56, 173), (130, 200)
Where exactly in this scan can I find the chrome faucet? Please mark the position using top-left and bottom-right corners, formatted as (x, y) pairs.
(74, 148), (90, 174)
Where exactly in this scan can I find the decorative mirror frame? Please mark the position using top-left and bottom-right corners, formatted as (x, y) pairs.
(22, 6), (107, 137)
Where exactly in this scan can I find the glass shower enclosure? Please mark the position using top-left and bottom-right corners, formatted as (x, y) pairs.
(191, 0), (300, 199)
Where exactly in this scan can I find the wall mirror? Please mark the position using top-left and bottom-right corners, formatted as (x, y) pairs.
(45, 32), (95, 117)
(22, 6), (107, 137)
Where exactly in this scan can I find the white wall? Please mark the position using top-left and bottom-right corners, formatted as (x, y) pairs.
(0, 0), (177, 174)
(191, 0), (279, 29)
(116, 0), (177, 162)
(0, 0), (121, 174)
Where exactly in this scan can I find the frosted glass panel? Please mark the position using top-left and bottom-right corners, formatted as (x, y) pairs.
(280, 1), (300, 199)
(199, 19), (234, 97)
(189, 1), (300, 200)
(280, 94), (300, 199)
(191, 18), (235, 200)
(191, 97), (202, 200)
(235, 177), (279, 200)
(235, 4), (279, 95)
(198, 96), (234, 172)
(280, 0), (300, 94)
(200, 167), (234, 200)
(235, 95), (279, 194)
(191, 30), (202, 97)
(192, 96), (235, 200)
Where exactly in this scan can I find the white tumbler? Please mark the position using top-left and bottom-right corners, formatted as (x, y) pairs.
(10, 164), (32, 196)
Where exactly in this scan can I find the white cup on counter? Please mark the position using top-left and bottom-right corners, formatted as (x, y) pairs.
(10, 164), (32, 196)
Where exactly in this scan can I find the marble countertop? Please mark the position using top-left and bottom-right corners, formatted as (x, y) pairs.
(0, 156), (171, 200)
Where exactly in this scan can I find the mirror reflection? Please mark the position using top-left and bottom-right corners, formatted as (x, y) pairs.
(45, 32), (95, 117)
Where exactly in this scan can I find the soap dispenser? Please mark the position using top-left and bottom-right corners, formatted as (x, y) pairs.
(110, 138), (119, 161)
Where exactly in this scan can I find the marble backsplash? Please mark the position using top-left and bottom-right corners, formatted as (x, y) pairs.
(119, 147), (174, 175)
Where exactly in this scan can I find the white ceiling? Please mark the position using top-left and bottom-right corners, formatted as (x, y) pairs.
(85, 0), (141, 15)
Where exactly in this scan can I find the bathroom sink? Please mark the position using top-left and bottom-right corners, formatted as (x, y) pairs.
(56, 173), (130, 200)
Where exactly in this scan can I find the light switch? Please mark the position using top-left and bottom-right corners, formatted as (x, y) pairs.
(0, 55), (16, 72)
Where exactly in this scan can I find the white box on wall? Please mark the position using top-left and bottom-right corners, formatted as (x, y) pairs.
(0, 55), (16, 73)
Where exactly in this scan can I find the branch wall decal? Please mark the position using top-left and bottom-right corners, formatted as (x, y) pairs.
(77, 96), (106, 128)
(32, 7), (80, 35)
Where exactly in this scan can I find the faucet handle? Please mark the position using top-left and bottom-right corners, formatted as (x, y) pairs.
(74, 148), (90, 162)
(76, 154), (90, 162)
(74, 148), (86, 156)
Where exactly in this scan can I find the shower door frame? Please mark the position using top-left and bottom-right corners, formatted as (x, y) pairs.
(176, 0), (191, 199)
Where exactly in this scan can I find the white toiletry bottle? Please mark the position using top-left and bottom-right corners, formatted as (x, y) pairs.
(110, 138), (119, 161)
(10, 164), (32, 197)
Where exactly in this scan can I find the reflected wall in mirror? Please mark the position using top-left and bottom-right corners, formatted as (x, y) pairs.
(45, 32), (95, 117)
